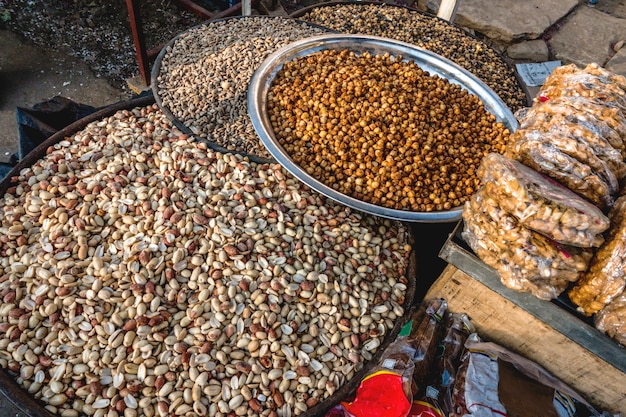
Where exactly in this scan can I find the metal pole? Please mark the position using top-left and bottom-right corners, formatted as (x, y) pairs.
(242, 0), (252, 16)
(126, 0), (150, 86)
(437, 0), (459, 22)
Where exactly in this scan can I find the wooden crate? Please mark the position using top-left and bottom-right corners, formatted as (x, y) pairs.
(427, 264), (626, 414)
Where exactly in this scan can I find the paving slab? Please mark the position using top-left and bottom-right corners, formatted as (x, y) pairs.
(507, 39), (550, 62)
(606, 45), (626, 76)
(549, 6), (626, 69)
(425, 0), (579, 43)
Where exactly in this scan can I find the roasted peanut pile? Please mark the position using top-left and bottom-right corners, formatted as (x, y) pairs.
(155, 16), (330, 159)
(296, 3), (529, 113)
(268, 49), (511, 212)
(0, 104), (412, 417)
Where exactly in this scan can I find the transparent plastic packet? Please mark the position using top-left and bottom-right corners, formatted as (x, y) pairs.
(465, 189), (593, 273)
(421, 313), (475, 417)
(450, 333), (605, 417)
(595, 290), (626, 347)
(513, 111), (626, 182)
(569, 194), (626, 316)
(504, 133), (614, 209)
(477, 153), (610, 247)
(518, 103), (626, 170)
(408, 299), (448, 395)
(536, 63), (626, 110)
(578, 62), (626, 90)
(516, 99), (626, 157)
(462, 189), (592, 299)
(534, 96), (626, 146)
(507, 128), (619, 193)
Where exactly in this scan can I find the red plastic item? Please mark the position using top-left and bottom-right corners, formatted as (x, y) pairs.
(342, 371), (411, 417)
(407, 401), (445, 417)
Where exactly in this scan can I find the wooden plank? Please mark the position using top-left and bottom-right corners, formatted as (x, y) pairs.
(436, 0), (459, 22)
(427, 265), (626, 414)
(438, 224), (626, 372)
(174, 0), (214, 19)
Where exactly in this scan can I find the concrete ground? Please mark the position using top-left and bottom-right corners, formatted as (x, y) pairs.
(0, 30), (130, 164)
(0, 0), (625, 416)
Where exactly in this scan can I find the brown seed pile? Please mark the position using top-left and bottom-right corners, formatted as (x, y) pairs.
(155, 16), (331, 160)
(0, 104), (413, 417)
(268, 49), (511, 212)
(295, 3), (529, 113)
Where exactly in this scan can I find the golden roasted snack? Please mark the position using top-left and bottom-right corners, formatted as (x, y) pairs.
(462, 188), (593, 300)
(477, 153), (610, 248)
(267, 49), (511, 212)
(569, 195), (626, 316)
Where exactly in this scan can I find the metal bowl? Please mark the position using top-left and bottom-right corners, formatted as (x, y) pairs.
(248, 34), (519, 223)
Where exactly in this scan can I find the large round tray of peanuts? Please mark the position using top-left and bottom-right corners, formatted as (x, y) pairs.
(248, 34), (519, 223)
(0, 95), (418, 417)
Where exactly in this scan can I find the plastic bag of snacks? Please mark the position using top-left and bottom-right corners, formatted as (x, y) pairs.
(595, 291), (626, 347)
(505, 132), (614, 209)
(569, 195), (626, 315)
(515, 109), (626, 180)
(462, 188), (593, 299)
(519, 127), (621, 192)
(536, 63), (626, 110)
(477, 153), (610, 248)
(517, 98), (626, 157)
(420, 313), (475, 416)
(450, 334), (603, 417)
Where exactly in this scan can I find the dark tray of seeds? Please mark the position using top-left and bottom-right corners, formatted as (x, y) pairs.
(290, 0), (532, 113)
(0, 94), (422, 417)
(151, 15), (335, 163)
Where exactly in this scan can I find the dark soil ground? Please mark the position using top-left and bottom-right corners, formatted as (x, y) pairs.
(0, 0), (348, 92)
(0, 0), (224, 90)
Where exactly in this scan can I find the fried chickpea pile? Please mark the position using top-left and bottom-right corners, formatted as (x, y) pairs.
(267, 49), (511, 212)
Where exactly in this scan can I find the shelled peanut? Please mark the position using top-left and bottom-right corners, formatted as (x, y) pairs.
(0, 104), (412, 417)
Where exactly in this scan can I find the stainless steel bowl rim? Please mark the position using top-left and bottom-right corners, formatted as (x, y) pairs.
(248, 34), (519, 223)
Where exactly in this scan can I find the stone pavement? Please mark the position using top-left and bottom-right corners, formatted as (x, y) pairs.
(0, 0), (626, 416)
(424, 0), (626, 76)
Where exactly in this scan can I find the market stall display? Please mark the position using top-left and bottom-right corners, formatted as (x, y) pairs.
(4, 0), (626, 414)
(442, 61), (626, 411)
(505, 64), (626, 211)
(249, 34), (517, 222)
(289, 1), (530, 113)
(152, 16), (334, 161)
(460, 63), (626, 297)
(0, 98), (418, 417)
